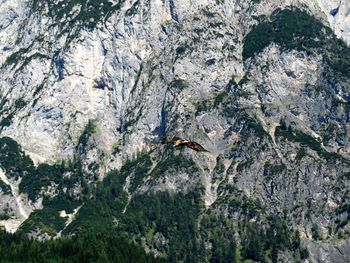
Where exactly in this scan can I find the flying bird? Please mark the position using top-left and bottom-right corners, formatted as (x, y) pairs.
(162, 137), (209, 152)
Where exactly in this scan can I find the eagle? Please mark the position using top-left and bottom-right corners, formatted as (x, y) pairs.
(162, 137), (209, 152)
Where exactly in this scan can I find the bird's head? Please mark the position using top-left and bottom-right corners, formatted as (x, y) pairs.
(172, 136), (182, 141)
(174, 139), (183, 146)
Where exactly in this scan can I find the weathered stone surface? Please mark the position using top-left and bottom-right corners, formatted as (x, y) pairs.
(0, 0), (349, 261)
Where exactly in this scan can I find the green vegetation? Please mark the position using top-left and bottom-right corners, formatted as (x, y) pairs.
(65, 152), (155, 234)
(169, 78), (188, 91)
(0, 229), (163, 263)
(0, 113), (14, 130)
(19, 53), (51, 73)
(239, 215), (308, 263)
(76, 119), (97, 153)
(200, 212), (240, 262)
(125, 0), (140, 16)
(237, 159), (254, 172)
(213, 89), (240, 118)
(0, 179), (11, 195)
(1, 48), (29, 68)
(264, 162), (286, 176)
(245, 117), (270, 139)
(275, 125), (350, 163)
(0, 136), (87, 208)
(0, 98), (8, 116)
(199, 205), (308, 263)
(33, 83), (45, 98)
(214, 155), (225, 175)
(226, 195), (264, 219)
(205, 58), (216, 66)
(20, 197), (80, 236)
(123, 152), (152, 192)
(0, 98), (27, 130)
(2, 47), (50, 71)
(195, 99), (212, 115)
(194, 81), (249, 119)
(311, 224), (323, 240)
(20, 163), (66, 201)
(150, 153), (198, 179)
(56, 152), (206, 262)
(122, 105), (144, 133)
(3, 1), (124, 70)
(120, 191), (203, 262)
(175, 43), (191, 57)
(335, 203), (350, 230)
(244, 8), (324, 58)
(17, 152), (152, 235)
(243, 7), (350, 77)
(14, 99), (27, 110)
(59, 154), (204, 262)
(31, 0), (124, 30)
(0, 137), (311, 262)
(295, 147), (307, 161)
(214, 91), (227, 106)
(0, 214), (11, 220)
(0, 137), (34, 180)
(195, 91), (228, 116)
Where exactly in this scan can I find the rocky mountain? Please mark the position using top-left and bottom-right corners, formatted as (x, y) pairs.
(0, 0), (350, 262)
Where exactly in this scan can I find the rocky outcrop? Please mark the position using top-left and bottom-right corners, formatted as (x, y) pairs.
(0, 0), (349, 262)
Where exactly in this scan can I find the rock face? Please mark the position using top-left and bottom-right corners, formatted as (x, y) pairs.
(0, 0), (349, 262)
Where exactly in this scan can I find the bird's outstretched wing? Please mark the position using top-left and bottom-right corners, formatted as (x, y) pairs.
(185, 141), (209, 152)
(161, 136), (209, 152)
(161, 136), (181, 145)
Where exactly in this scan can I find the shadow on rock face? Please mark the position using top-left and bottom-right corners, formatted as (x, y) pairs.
(330, 6), (339, 16)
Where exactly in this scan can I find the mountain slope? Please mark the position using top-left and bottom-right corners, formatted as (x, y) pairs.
(0, 0), (350, 262)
